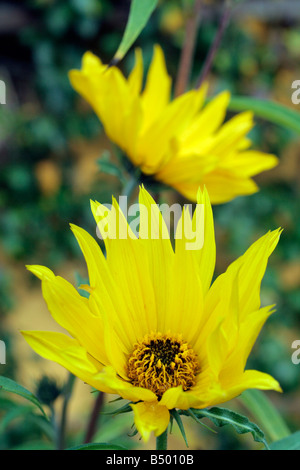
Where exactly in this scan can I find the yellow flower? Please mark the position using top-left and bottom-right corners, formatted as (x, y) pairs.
(69, 46), (278, 204)
(22, 187), (281, 442)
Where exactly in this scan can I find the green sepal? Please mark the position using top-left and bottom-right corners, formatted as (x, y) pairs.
(170, 409), (189, 447)
(101, 401), (133, 416)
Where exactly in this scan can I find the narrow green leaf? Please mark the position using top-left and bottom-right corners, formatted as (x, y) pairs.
(228, 96), (300, 134)
(68, 442), (128, 450)
(113, 0), (158, 62)
(170, 409), (189, 447)
(128, 424), (139, 438)
(97, 158), (125, 183)
(270, 431), (300, 450)
(0, 376), (47, 419)
(240, 390), (290, 442)
(102, 402), (133, 416)
(190, 406), (269, 449)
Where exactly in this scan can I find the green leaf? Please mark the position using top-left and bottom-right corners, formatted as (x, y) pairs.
(93, 412), (134, 443)
(97, 157), (125, 183)
(0, 405), (34, 434)
(188, 406), (269, 449)
(113, 0), (158, 62)
(240, 390), (290, 442)
(0, 376), (47, 419)
(10, 441), (55, 450)
(270, 431), (300, 450)
(67, 442), (128, 450)
(228, 96), (300, 135)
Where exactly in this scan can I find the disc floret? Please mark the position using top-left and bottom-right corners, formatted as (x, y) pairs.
(127, 332), (200, 398)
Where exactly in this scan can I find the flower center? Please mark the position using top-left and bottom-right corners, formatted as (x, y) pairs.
(127, 333), (199, 398)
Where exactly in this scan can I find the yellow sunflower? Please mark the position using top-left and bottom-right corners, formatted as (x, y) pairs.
(22, 187), (281, 442)
(69, 46), (278, 204)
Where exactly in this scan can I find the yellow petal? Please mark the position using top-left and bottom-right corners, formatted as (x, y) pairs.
(70, 223), (137, 355)
(160, 385), (206, 410)
(209, 111), (254, 156)
(221, 150), (278, 177)
(128, 48), (144, 96)
(220, 370), (282, 401)
(196, 187), (216, 294)
(156, 152), (218, 184)
(206, 320), (229, 380)
(138, 186), (174, 329)
(94, 366), (157, 403)
(29, 268), (109, 366)
(21, 330), (105, 388)
(223, 228), (282, 319)
(180, 91), (231, 151)
(219, 305), (275, 378)
(141, 45), (171, 131)
(138, 89), (206, 173)
(194, 171), (259, 204)
(167, 229), (204, 342)
(130, 401), (170, 442)
(26, 265), (55, 281)
(174, 187), (215, 295)
(68, 52), (106, 113)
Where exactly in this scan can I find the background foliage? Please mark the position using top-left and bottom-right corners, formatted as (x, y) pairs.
(0, 0), (300, 450)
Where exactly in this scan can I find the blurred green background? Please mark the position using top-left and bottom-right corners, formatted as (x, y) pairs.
(0, 0), (300, 450)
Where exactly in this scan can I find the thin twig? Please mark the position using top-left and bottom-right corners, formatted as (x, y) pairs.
(196, 0), (232, 89)
(174, 0), (204, 97)
(84, 392), (104, 443)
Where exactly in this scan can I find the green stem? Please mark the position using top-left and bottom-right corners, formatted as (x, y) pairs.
(156, 429), (168, 450)
(49, 404), (59, 450)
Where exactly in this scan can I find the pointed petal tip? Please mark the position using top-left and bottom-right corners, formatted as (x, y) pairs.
(26, 265), (55, 281)
(69, 222), (78, 232)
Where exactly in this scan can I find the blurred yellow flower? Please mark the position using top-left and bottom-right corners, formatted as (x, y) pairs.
(22, 187), (281, 441)
(69, 46), (278, 203)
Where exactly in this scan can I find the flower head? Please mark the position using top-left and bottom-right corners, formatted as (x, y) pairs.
(69, 46), (278, 203)
(22, 187), (281, 442)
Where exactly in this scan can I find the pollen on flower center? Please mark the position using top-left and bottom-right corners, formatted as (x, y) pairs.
(127, 333), (199, 398)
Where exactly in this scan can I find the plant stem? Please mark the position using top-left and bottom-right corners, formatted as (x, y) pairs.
(57, 373), (76, 450)
(156, 429), (168, 450)
(196, 0), (232, 89)
(84, 392), (104, 443)
(122, 172), (140, 202)
(49, 404), (59, 450)
(174, 0), (204, 97)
